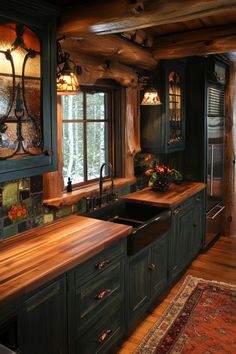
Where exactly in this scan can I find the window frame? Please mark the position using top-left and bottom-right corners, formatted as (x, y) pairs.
(61, 84), (115, 190)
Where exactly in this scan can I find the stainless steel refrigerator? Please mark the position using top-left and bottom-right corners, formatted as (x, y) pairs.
(206, 85), (225, 247)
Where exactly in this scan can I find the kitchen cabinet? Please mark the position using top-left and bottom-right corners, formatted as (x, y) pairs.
(18, 277), (68, 354)
(67, 239), (126, 354)
(0, 1), (57, 182)
(169, 191), (204, 280)
(141, 60), (185, 154)
(127, 232), (168, 329)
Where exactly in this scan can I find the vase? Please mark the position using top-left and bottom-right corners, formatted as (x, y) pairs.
(152, 177), (170, 192)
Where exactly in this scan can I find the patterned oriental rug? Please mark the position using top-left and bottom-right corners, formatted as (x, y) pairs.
(134, 276), (236, 353)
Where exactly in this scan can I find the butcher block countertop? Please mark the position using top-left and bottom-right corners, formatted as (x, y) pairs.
(0, 215), (131, 306)
(124, 181), (206, 208)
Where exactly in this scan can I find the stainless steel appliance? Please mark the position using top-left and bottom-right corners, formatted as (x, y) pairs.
(206, 85), (225, 247)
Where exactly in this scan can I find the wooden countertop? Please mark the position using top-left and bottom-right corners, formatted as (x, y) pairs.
(124, 181), (206, 208)
(0, 215), (131, 307)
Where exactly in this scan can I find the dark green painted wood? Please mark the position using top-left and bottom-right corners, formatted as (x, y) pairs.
(150, 234), (168, 298)
(67, 239), (126, 354)
(141, 59), (186, 154)
(18, 277), (68, 354)
(128, 247), (151, 319)
(0, 1), (58, 182)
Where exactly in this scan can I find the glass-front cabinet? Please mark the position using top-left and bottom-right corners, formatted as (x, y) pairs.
(141, 60), (185, 154)
(0, 1), (57, 182)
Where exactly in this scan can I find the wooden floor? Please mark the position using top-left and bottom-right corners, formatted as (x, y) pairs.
(117, 236), (236, 354)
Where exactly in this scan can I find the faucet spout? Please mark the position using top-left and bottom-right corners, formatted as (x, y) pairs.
(99, 162), (114, 201)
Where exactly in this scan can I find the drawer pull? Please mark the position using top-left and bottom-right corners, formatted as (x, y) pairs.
(148, 263), (156, 271)
(97, 329), (112, 344)
(95, 288), (111, 300)
(95, 259), (111, 270)
(173, 207), (181, 215)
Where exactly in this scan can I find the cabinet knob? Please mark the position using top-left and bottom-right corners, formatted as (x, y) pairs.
(44, 149), (54, 156)
(193, 224), (197, 228)
(148, 263), (156, 271)
(97, 329), (112, 344)
(173, 207), (181, 215)
(94, 259), (111, 270)
(95, 288), (111, 300)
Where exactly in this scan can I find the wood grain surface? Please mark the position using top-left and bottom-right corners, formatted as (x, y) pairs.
(124, 182), (206, 208)
(0, 215), (131, 306)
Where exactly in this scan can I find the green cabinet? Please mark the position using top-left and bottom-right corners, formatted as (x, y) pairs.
(67, 239), (126, 354)
(141, 60), (185, 154)
(0, 0), (57, 182)
(18, 277), (68, 354)
(169, 191), (204, 280)
(127, 233), (168, 329)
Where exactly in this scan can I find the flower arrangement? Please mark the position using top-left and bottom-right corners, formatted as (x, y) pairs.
(145, 163), (182, 192)
(8, 203), (27, 223)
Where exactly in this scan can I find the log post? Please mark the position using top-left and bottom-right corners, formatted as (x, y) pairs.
(224, 61), (236, 236)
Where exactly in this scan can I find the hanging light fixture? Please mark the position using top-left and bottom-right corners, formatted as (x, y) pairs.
(57, 37), (81, 94)
(141, 75), (161, 105)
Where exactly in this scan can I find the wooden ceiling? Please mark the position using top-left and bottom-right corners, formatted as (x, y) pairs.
(45, 0), (236, 70)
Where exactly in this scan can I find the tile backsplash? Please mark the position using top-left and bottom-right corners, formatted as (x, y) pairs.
(0, 176), (133, 240)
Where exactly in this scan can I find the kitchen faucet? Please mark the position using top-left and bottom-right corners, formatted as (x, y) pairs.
(99, 162), (114, 203)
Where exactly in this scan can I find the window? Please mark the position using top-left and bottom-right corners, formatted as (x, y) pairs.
(61, 86), (113, 187)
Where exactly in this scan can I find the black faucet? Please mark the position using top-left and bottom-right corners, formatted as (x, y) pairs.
(99, 162), (114, 204)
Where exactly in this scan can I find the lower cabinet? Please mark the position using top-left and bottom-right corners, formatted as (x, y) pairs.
(67, 239), (126, 354)
(18, 277), (68, 354)
(127, 233), (168, 329)
(169, 191), (204, 280)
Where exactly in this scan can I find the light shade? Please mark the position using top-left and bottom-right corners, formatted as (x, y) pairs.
(57, 56), (79, 94)
(141, 87), (161, 105)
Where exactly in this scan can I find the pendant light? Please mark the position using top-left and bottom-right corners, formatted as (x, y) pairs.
(141, 75), (161, 105)
(57, 38), (81, 94)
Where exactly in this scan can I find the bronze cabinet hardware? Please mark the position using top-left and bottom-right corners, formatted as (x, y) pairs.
(97, 329), (112, 344)
(95, 289), (111, 300)
(148, 263), (156, 271)
(94, 259), (111, 270)
(173, 207), (181, 215)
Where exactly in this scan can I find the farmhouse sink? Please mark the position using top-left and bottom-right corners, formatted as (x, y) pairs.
(85, 200), (171, 255)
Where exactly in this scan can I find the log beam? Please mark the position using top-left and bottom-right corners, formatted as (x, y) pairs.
(63, 36), (156, 71)
(153, 24), (236, 59)
(58, 0), (236, 36)
(61, 41), (139, 87)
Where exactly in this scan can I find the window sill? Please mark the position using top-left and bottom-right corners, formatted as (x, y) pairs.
(43, 177), (136, 209)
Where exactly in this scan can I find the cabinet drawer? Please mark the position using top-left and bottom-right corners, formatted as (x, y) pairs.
(76, 261), (124, 326)
(74, 240), (125, 287)
(75, 299), (123, 354)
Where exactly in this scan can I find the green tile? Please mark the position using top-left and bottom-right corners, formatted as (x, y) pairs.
(2, 182), (18, 207)
(3, 224), (18, 239)
(18, 221), (28, 233)
(55, 206), (72, 218)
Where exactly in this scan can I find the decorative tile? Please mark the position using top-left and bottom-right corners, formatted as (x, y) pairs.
(55, 206), (72, 218)
(3, 217), (13, 227)
(2, 224), (18, 239)
(18, 221), (28, 233)
(30, 175), (43, 194)
(43, 213), (54, 224)
(2, 182), (18, 207)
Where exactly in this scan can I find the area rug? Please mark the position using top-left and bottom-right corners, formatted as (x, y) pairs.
(134, 275), (236, 353)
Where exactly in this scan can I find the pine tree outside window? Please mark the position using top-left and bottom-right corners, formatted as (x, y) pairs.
(61, 86), (113, 188)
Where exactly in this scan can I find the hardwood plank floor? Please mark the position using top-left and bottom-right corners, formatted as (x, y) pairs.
(117, 236), (236, 353)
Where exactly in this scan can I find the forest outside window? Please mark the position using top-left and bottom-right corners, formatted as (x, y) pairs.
(61, 87), (113, 188)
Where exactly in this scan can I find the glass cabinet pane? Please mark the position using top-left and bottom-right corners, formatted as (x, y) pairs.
(168, 71), (183, 144)
(0, 22), (43, 159)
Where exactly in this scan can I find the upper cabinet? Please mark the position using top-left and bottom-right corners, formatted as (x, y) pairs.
(0, 1), (58, 182)
(141, 60), (186, 154)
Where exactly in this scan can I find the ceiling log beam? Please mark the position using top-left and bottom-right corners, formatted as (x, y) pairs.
(58, 0), (236, 36)
(63, 36), (157, 71)
(152, 24), (236, 59)
(61, 42), (139, 87)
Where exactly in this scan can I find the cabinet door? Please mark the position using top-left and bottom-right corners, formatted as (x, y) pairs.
(150, 234), (168, 298)
(128, 247), (151, 320)
(165, 61), (185, 153)
(18, 277), (68, 354)
(0, 2), (57, 182)
(170, 203), (194, 279)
